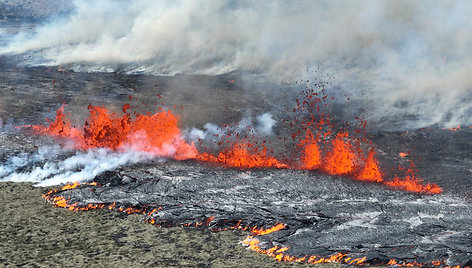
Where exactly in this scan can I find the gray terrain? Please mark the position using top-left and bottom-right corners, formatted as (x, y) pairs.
(0, 3), (471, 267)
(0, 63), (471, 267)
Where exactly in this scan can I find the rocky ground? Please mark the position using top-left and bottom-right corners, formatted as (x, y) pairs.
(0, 7), (467, 268)
(0, 182), (324, 268)
(0, 62), (334, 267)
(0, 0), (72, 21)
(1, 53), (471, 267)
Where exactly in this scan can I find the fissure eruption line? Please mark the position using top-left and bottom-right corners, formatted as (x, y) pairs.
(31, 89), (441, 195)
(34, 89), (448, 266)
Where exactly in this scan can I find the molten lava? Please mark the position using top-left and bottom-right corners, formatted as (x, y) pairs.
(384, 168), (442, 194)
(399, 152), (408, 157)
(323, 132), (356, 175)
(299, 130), (321, 169)
(198, 142), (287, 169)
(251, 223), (286, 236)
(241, 223), (463, 267)
(447, 125), (461, 131)
(357, 149), (383, 182)
(301, 143), (321, 169)
(242, 223), (368, 264)
(43, 182), (162, 214)
(35, 104), (197, 160)
(33, 99), (443, 196)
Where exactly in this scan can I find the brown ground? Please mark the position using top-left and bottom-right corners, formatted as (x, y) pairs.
(0, 182), (339, 268)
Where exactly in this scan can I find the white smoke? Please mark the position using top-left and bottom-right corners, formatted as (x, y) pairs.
(256, 113), (275, 136)
(0, 145), (64, 178)
(0, 146), (154, 187)
(0, 112), (274, 187)
(184, 112), (276, 143)
(2, 0), (472, 129)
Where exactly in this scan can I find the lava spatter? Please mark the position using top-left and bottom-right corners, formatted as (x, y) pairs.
(384, 167), (442, 194)
(34, 104), (198, 160)
(197, 141), (287, 169)
(33, 100), (442, 195)
(323, 132), (357, 176)
(357, 149), (383, 183)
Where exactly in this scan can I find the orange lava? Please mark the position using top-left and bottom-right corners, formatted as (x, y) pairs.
(42, 182), (162, 214)
(399, 152), (408, 157)
(42, 182), (107, 211)
(242, 223), (465, 267)
(243, 236), (366, 264)
(447, 125), (461, 131)
(60, 181), (82, 190)
(34, 101), (443, 195)
(357, 149), (383, 182)
(301, 143), (321, 169)
(242, 223), (368, 264)
(323, 132), (356, 175)
(35, 104), (197, 160)
(384, 168), (442, 195)
(38, 105), (82, 138)
(251, 223), (286, 236)
(197, 142), (287, 169)
(299, 130), (321, 169)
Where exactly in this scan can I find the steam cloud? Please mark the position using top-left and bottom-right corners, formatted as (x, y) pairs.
(0, 145), (154, 186)
(1, 0), (472, 129)
(184, 112), (276, 143)
(0, 112), (273, 187)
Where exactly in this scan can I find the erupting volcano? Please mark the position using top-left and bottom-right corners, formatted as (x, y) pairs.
(1, 76), (470, 268)
(32, 86), (442, 196)
(1, 1), (472, 267)
(30, 86), (457, 267)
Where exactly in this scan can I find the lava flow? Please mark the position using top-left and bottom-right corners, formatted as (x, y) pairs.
(42, 179), (467, 267)
(33, 87), (442, 266)
(197, 141), (287, 169)
(32, 95), (442, 195)
(33, 104), (198, 160)
(42, 182), (161, 215)
(41, 183), (369, 265)
(242, 223), (468, 267)
(43, 184), (371, 265)
(385, 165), (442, 195)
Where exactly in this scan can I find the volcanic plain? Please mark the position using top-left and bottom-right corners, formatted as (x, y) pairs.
(1, 59), (471, 267)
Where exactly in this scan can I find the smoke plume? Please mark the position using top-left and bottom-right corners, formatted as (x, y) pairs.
(184, 112), (276, 144)
(1, 0), (472, 129)
(0, 146), (154, 186)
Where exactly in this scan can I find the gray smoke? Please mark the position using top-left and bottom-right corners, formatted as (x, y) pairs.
(1, 0), (472, 129)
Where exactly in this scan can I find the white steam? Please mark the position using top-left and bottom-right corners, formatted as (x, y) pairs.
(0, 112), (272, 187)
(184, 112), (276, 143)
(0, 146), (154, 187)
(256, 113), (276, 136)
(2, 0), (472, 128)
